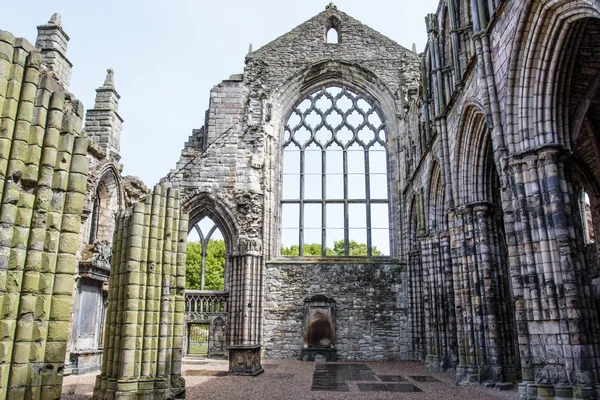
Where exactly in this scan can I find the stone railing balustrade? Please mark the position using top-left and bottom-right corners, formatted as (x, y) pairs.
(185, 290), (229, 314)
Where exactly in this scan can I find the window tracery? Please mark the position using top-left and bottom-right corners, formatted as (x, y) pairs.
(281, 86), (390, 256)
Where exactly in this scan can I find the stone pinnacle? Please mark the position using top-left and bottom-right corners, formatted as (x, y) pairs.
(49, 13), (62, 27)
(104, 68), (115, 88)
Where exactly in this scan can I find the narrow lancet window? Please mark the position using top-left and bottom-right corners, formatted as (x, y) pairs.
(326, 27), (339, 44)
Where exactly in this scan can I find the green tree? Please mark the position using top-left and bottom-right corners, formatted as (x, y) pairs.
(186, 240), (226, 290)
(280, 241), (380, 256)
(332, 240), (382, 256)
(281, 243), (334, 256)
(186, 242), (202, 290)
(204, 239), (225, 290)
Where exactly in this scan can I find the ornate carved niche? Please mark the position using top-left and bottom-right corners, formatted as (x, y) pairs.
(301, 295), (337, 361)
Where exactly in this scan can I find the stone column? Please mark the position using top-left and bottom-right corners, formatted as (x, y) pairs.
(93, 186), (188, 400)
(452, 202), (517, 385)
(506, 148), (600, 399)
(227, 237), (264, 376)
(0, 31), (89, 399)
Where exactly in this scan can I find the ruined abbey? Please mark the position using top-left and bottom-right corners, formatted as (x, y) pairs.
(0, 0), (600, 398)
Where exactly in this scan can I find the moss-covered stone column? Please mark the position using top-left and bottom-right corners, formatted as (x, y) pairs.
(0, 30), (89, 400)
(93, 185), (187, 400)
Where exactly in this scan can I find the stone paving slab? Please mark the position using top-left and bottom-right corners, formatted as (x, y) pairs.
(62, 360), (518, 399)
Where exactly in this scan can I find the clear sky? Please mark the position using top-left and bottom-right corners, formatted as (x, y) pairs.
(0, 0), (440, 187)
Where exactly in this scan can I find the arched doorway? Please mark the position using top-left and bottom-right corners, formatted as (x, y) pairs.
(185, 216), (228, 358)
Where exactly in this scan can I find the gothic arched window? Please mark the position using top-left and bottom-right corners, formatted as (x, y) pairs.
(281, 86), (390, 257)
(187, 217), (227, 291)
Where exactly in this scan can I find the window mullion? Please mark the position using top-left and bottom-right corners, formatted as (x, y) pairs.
(343, 148), (349, 256)
(299, 149), (305, 256)
(322, 148), (327, 256)
(365, 149), (372, 257)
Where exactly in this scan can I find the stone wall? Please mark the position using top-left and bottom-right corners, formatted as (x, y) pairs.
(263, 260), (408, 360)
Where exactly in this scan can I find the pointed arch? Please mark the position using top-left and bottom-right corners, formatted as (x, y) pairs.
(182, 191), (239, 255)
(267, 59), (403, 257)
(427, 161), (446, 233)
(87, 164), (124, 243)
(325, 15), (341, 44)
(506, 0), (600, 153)
(454, 104), (496, 207)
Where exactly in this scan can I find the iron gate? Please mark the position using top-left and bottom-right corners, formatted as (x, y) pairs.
(188, 323), (210, 355)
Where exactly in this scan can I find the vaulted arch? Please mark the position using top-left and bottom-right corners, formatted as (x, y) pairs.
(506, 0), (600, 153)
(454, 104), (497, 207)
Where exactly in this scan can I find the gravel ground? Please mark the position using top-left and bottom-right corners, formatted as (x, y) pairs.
(62, 360), (518, 399)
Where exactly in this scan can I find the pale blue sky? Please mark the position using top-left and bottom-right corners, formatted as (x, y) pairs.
(1, 0), (440, 187)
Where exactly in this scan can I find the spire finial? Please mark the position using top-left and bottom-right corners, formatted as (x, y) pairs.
(248, 43), (253, 54)
(326, 2), (337, 10)
(49, 13), (62, 27)
(104, 68), (114, 88)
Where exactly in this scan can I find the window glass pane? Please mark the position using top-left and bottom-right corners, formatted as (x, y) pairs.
(305, 175), (322, 199)
(349, 204), (366, 228)
(370, 174), (388, 199)
(326, 174), (343, 199)
(369, 148), (387, 173)
(371, 204), (389, 229)
(305, 146), (322, 174)
(283, 147), (300, 174)
(371, 228), (390, 256)
(326, 145), (343, 173)
(304, 204), (322, 229)
(282, 174), (299, 199)
(303, 229), (322, 255)
(347, 146), (365, 174)
(326, 203), (344, 229)
(348, 174), (366, 199)
(281, 204), (299, 228)
(348, 229), (367, 255)
(281, 229), (299, 252)
(326, 229), (344, 254)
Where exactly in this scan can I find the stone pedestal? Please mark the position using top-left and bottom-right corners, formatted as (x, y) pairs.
(301, 347), (337, 361)
(228, 344), (264, 376)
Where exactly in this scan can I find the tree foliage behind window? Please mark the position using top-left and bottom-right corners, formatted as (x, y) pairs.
(186, 239), (226, 290)
(281, 240), (381, 257)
